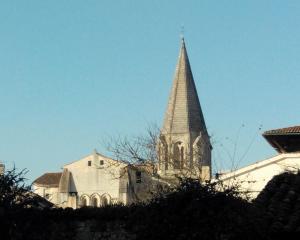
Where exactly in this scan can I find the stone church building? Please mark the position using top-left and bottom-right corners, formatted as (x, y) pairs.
(33, 38), (212, 208)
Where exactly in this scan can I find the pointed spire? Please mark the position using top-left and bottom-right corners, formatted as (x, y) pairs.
(162, 39), (207, 135)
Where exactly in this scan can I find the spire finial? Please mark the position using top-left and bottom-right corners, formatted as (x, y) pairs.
(180, 25), (185, 41)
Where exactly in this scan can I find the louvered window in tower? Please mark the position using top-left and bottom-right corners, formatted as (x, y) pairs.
(180, 147), (184, 169)
(136, 171), (142, 183)
(173, 143), (181, 169)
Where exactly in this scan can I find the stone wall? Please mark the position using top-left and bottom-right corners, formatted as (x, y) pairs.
(4, 207), (135, 240)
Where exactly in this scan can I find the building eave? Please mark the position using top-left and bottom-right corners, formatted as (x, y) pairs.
(217, 153), (300, 182)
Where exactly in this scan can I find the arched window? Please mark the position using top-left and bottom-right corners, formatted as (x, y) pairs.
(193, 136), (205, 167)
(82, 198), (87, 206)
(92, 198), (98, 207)
(180, 146), (184, 169)
(173, 143), (181, 169)
(102, 196), (108, 206)
(80, 195), (89, 207)
(159, 136), (169, 171)
(101, 194), (111, 206)
(165, 145), (169, 170)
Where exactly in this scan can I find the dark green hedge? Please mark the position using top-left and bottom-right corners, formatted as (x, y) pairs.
(2, 173), (300, 240)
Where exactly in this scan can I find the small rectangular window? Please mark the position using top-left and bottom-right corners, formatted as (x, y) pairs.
(100, 160), (104, 165)
(136, 171), (142, 183)
(88, 161), (91, 166)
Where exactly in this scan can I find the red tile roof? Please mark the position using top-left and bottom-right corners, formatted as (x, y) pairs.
(263, 126), (300, 135)
(33, 172), (62, 187)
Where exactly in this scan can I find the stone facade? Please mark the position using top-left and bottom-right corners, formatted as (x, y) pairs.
(33, 150), (156, 208)
(60, 151), (125, 207)
(32, 172), (62, 205)
(157, 38), (211, 181)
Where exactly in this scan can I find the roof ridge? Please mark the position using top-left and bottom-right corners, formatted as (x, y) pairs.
(263, 125), (300, 135)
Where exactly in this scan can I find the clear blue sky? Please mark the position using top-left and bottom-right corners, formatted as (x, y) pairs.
(1, 0), (300, 182)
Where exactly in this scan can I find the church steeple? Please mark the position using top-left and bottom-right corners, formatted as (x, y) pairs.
(162, 38), (207, 136)
(158, 38), (211, 181)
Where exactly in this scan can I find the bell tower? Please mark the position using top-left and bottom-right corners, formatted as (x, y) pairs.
(157, 38), (212, 181)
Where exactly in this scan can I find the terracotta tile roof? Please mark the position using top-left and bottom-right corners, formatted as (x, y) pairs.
(33, 172), (62, 187)
(263, 126), (300, 135)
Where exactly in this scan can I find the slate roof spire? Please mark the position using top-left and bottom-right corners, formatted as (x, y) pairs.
(162, 38), (207, 135)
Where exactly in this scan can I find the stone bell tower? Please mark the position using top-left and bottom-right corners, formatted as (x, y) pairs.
(157, 38), (212, 181)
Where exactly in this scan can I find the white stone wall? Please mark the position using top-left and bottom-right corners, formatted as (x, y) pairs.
(32, 184), (61, 205)
(125, 167), (156, 204)
(219, 153), (300, 199)
(64, 153), (127, 207)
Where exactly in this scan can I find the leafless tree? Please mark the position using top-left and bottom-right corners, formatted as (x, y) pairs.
(103, 123), (159, 166)
(102, 123), (211, 182)
(100, 123), (263, 203)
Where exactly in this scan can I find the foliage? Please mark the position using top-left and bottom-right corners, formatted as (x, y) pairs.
(0, 167), (52, 240)
(126, 178), (264, 240)
(1, 175), (267, 240)
(0, 167), (41, 209)
(5, 170), (300, 239)
(254, 171), (300, 233)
